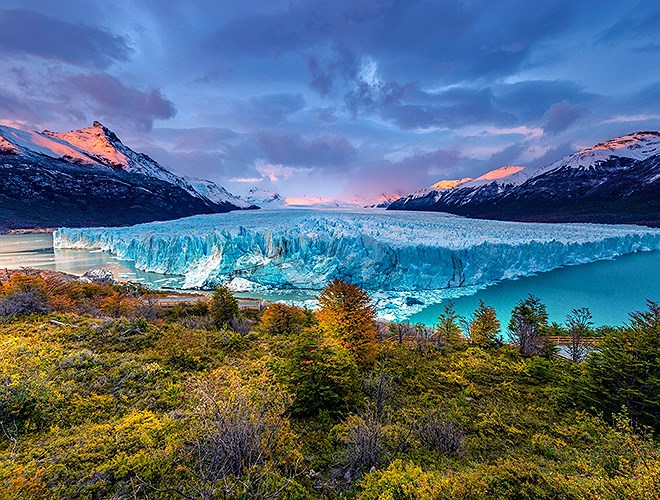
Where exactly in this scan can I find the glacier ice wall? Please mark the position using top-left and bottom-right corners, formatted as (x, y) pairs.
(54, 210), (660, 300)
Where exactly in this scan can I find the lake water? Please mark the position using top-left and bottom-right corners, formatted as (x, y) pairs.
(1, 232), (658, 327)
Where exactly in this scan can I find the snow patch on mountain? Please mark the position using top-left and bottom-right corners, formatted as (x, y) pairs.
(0, 121), (251, 212)
(431, 178), (473, 190)
(43, 122), (197, 193)
(243, 187), (286, 207)
(531, 131), (660, 178)
(184, 177), (252, 208)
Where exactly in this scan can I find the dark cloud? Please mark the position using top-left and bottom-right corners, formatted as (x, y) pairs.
(342, 148), (469, 198)
(307, 46), (361, 97)
(230, 93), (305, 127)
(381, 87), (517, 130)
(0, 9), (132, 69)
(65, 73), (176, 131)
(542, 101), (585, 134)
(258, 132), (357, 168)
(526, 142), (577, 169)
(494, 80), (597, 122)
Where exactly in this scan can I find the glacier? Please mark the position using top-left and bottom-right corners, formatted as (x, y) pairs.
(54, 209), (660, 320)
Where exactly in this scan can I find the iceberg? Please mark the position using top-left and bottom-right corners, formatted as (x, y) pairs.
(54, 209), (660, 320)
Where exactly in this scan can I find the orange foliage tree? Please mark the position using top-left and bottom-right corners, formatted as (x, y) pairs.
(259, 303), (310, 336)
(316, 279), (378, 368)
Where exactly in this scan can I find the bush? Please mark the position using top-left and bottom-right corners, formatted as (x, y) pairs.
(340, 412), (385, 481)
(357, 460), (441, 500)
(0, 289), (50, 318)
(182, 369), (303, 498)
(413, 413), (464, 455)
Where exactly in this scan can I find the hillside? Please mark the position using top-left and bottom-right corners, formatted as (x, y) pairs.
(0, 122), (254, 230)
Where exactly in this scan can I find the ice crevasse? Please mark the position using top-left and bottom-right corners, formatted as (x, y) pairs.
(54, 209), (660, 299)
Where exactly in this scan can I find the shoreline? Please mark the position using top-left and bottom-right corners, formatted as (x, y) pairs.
(1, 227), (58, 235)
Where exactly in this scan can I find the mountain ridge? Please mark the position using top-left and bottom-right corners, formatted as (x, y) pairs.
(0, 122), (254, 230)
(388, 131), (660, 226)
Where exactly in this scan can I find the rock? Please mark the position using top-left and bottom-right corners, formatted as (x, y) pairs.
(405, 296), (424, 306)
(79, 269), (118, 285)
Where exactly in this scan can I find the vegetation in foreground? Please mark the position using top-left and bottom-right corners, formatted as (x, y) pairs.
(0, 272), (658, 499)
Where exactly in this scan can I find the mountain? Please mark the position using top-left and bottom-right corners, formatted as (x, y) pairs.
(363, 194), (400, 208)
(242, 187), (286, 207)
(183, 176), (255, 209)
(388, 132), (660, 226)
(0, 122), (253, 230)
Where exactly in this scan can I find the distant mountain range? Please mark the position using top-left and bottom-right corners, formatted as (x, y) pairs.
(0, 121), (255, 230)
(388, 131), (660, 226)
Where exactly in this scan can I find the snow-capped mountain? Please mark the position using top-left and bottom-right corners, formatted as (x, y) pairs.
(363, 194), (400, 208)
(183, 176), (254, 209)
(389, 131), (660, 226)
(242, 187), (286, 207)
(0, 122), (253, 230)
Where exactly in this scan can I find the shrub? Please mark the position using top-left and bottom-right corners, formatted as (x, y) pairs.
(183, 369), (302, 498)
(357, 460), (441, 500)
(0, 289), (50, 318)
(340, 411), (385, 481)
(413, 413), (464, 455)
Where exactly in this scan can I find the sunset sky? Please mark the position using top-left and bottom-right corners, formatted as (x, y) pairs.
(1, 1), (659, 200)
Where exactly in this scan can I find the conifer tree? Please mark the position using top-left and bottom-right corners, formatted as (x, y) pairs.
(508, 294), (549, 357)
(436, 301), (464, 346)
(584, 301), (660, 432)
(210, 285), (239, 328)
(469, 300), (500, 347)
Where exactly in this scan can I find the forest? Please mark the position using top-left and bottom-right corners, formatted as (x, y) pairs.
(0, 270), (658, 499)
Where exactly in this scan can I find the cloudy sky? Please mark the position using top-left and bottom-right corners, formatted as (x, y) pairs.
(1, 1), (659, 200)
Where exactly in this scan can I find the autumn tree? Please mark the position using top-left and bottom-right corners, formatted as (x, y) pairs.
(210, 285), (239, 329)
(508, 294), (550, 357)
(469, 300), (500, 347)
(259, 303), (311, 336)
(317, 279), (378, 368)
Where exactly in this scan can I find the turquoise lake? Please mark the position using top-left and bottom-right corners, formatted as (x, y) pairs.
(1, 232), (658, 327)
